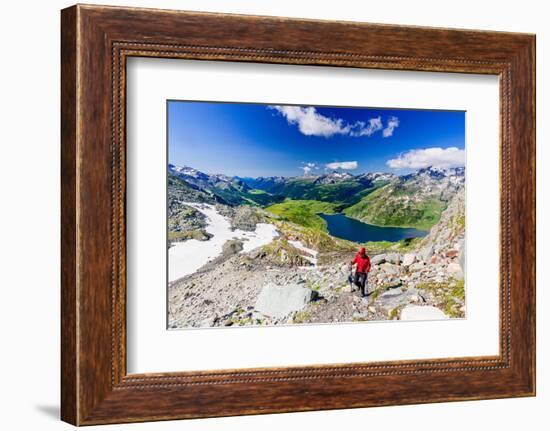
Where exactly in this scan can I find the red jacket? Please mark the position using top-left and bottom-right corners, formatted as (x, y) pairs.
(352, 250), (371, 273)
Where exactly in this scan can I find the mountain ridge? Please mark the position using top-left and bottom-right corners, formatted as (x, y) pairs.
(168, 163), (464, 231)
(170, 163), (463, 188)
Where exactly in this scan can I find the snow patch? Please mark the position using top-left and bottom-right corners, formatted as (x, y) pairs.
(168, 203), (278, 282)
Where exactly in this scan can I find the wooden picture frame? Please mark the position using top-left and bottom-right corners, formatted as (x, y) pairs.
(61, 4), (536, 425)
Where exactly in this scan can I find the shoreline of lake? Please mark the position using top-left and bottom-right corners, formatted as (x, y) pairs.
(318, 212), (428, 243)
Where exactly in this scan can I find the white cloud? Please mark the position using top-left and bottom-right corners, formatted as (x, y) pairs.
(270, 105), (347, 137)
(383, 116), (400, 137)
(300, 162), (318, 175)
(325, 161), (358, 170)
(269, 106), (397, 139)
(350, 117), (383, 137)
(387, 147), (465, 170)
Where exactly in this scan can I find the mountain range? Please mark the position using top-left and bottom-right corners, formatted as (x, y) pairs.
(168, 163), (465, 231)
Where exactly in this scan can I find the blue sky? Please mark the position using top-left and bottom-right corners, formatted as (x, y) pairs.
(168, 100), (465, 178)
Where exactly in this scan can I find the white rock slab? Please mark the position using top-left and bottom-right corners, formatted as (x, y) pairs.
(288, 240), (318, 266)
(255, 283), (314, 319)
(400, 305), (449, 321)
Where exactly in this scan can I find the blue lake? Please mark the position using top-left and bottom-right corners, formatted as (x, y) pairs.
(319, 213), (428, 243)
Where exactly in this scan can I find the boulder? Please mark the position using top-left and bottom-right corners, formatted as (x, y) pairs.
(255, 283), (316, 319)
(447, 262), (464, 280)
(231, 205), (263, 231)
(419, 245), (434, 263)
(374, 287), (419, 315)
(445, 249), (459, 259)
(401, 305), (448, 321)
(379, 262), (402, 275)
(379, 286), (404, 297)
(408, 262), (426, 272)
(386, 253), (402, 265)
(384, 277), (402, 289)
(409, 294), (425, 303)
(222, 239), (244, 257)
(371, 254), (386, 265)
(402, 253), (417, 267)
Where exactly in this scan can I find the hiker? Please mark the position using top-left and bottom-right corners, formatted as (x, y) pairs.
(349, 247), (371, 297)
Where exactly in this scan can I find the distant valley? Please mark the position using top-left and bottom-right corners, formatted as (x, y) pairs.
(168, 163), (464, 235)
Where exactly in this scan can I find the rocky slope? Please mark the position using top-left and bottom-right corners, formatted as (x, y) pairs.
(168, 191), (466, 328)
(167, 164), (466, 328)
(168, 203), (211, 243)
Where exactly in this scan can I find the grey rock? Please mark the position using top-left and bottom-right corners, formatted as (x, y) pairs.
(447, 262), (464, 280)
(231, 206), (264, 231)
(384, 277), (402, 289)
(255, 283), (316, 319)
(222, 239), (244, 257)
(420, 245), (434, 262)
(248, 248), (265, 259)
(402, 253), (417, 267)
(379, 286), (404, 297)
(379, 262), (402, 275)
(408, 262), (426, 272)
(386, 253), (402, 265)
(375, 288), (419, 315)
(371, 254), (386, 265)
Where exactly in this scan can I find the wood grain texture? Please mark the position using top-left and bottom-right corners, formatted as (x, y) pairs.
(60, 4), (536, 425)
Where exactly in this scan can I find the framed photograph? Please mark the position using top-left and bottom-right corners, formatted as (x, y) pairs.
(61, 4), (536, 425)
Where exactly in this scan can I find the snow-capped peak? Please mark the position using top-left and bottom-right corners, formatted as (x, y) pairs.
(168, 164), (203, 178)
(417, 166), (465, 178)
